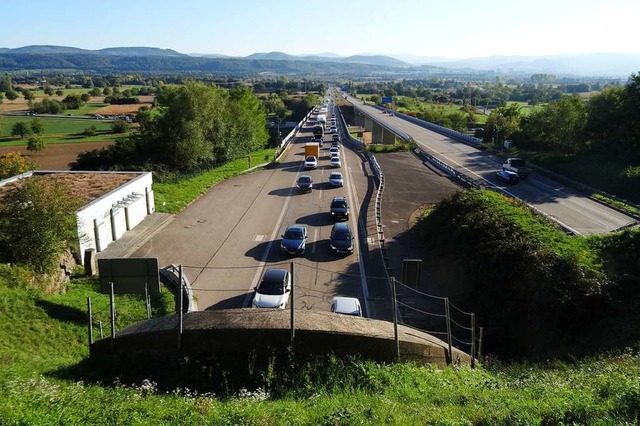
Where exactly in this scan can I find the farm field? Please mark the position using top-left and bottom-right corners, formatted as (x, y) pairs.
(0, 116), (119, 145)
(0, 141), (114, 170)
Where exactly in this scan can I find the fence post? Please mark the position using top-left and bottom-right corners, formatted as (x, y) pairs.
(478, 327), (484, 362)
(87, 296), (93, 346)
(444, 297), (453, 365)
(99, 320), (104, 339)
(109, 281), (116, 354)
(290, 262), (295, 349)
(391, 277), (400, 360)
(178, 264), (183, 350)
(470, 313), (476, 368)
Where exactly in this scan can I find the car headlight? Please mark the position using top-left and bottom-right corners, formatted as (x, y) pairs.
(330, 244), (337, 250)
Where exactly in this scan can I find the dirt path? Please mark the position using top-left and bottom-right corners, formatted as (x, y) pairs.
(0, 141), (114, 170)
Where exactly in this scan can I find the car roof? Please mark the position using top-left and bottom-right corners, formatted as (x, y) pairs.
(286, 224), (305, 232)
(330, 172), (342, 177)
(502, 170), (519, 175)
(262, 268), (288, 282)
(332, 196), (346, 202)
(332, 222), (351, 232)
(332, 296), (361, 315)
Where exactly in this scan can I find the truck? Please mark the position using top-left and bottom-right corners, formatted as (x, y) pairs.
(304, 142), (319, 159)
(316, 114), (327, 128)
(502, 158), (532, 178)
(313, 124), (324, 139)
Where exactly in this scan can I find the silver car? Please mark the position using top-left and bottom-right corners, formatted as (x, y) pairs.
(329, 172), (343, 187)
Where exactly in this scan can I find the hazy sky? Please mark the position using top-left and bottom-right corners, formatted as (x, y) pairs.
(3, 0), (639, 58)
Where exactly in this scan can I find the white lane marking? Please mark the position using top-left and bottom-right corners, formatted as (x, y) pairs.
(242, 159), (304, 308)
(343, 145), (373, 318)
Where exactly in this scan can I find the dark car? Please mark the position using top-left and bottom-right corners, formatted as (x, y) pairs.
(330, 222), (354, 255)
(297, 175), (313, 192)
(330, 196), (349, 220)
(496, 170), (520, 184)
(280, 225), (307, 255)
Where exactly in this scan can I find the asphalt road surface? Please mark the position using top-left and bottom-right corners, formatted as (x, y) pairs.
(345, 94), (636, 235)
(131, 103), (370, 314)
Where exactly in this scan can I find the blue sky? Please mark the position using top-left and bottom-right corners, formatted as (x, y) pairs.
(3, 0), (639, 58)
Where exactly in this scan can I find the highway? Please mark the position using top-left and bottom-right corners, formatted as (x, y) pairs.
(345, 94), (636, 235)
(130, 98), (370, 313)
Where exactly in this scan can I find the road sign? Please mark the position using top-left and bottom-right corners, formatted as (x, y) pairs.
(382, 96), (393, 104)
(98, 257), (160, 294)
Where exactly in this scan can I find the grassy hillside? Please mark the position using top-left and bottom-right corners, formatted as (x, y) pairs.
(0, 270), (639, 423)
(415, 189), (640, 359)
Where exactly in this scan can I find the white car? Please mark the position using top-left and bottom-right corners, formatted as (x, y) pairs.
(304, 155), (318, 169)
(330, 157), (341, 168)
(329, 172), (343, 187)
(331, 296), (363, 317)
(252, 269), (292, 309)
(329, 147), (340, 157)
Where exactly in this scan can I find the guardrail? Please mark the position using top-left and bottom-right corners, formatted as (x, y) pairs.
(413, 146), (581, 235)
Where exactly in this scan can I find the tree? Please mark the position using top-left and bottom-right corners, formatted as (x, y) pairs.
(112, 119), (129, 134)
(22, 89), (35, 102)
(5, 89), (18, 103)
(83, 125), (97, 136)
(485, 103), (522, 145)
(102, 87), (112, 96)
(30, 118), (44, 135)
(0, 74), (13, 93)
(43, 84), (54, 96)
(88, 88), (102, 97)
(26, 136), (46, 154)
(80, 93), (91, 103)
(11, 121), (33, 139)
(0, 152), (36, 179)
(520, 95), (587, 153)
(62, 94), (83, 109)
(55, 89), (64, 97)
(0, 176), (82, 273)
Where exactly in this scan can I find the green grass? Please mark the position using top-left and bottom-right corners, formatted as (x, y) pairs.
(153, 148), (276, 214)
(0, 116), (119, 145)
(367, 142), (412, 153)
(1, 273), (639, 423)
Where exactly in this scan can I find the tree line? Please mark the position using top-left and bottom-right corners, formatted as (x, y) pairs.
(72, 81), (269, 173)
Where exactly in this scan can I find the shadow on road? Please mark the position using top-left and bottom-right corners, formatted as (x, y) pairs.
(206, 293), (253, 310)
(296, 212), (332, 227)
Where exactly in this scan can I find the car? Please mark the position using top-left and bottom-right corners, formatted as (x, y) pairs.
(496, 170), (520, 184)
(330, 157), (341, 168)
(280, 225), (307, 255)
(329, 222), (354, 255)
(296, 175), (313, 192)
(332, 134), (340, 142)
(331, 296), (363, 317)
(330, 126), (338, 133)
(329, 147), (340, 157)
(252, 268), (292, 309)
(329, 172), (343, 187)
(304, 156), (318, 169)
(330, 196), (349, 220)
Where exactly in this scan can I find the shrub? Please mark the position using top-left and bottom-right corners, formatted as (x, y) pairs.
(83, 125), (97, 136)
(112, 119), (130, 134)
(0, 176), (83, 273)
(0, 152), (36, 179)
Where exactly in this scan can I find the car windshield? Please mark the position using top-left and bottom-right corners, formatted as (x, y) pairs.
(330, 173), (342, 179)
(284, 229), (304, 240)
(298, 176), (311, 183)
(258, 279), (284, 295)
(333, 231), (351, 241)
(332, 200), (347, 208)
(305, 156), (315, 162)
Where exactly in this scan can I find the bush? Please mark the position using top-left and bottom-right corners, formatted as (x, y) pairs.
(0, 152), (36, 179)
(83, 125), (97, 136)
(0, 176), (82, 273)
(111, 119), (130, 134)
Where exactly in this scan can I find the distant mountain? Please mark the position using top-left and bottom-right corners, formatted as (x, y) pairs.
(2, 45), (185, 57)
(97, 47), (185, 57)
(188, 53), (236, 58)
(430, 53), (640, 76)
(245, 51), (296, 61)
(244, 51), (409, 67)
